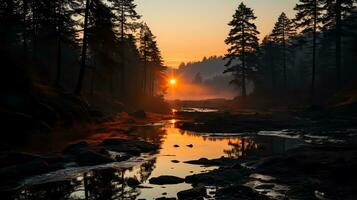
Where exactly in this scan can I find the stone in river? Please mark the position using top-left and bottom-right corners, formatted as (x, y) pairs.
(171, 160), (180, 163)
(127, 177), (141, 188)
(149, 175), (185, 185)
(187, 144), (194, 148)
(174, 145), (180, 148)
(177, 186), (206, 199)
(156, 197), (176, 200)
(75, 150), (114, 166)
(63, 141), (89, 155)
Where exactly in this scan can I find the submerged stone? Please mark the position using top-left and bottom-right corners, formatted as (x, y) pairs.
(149, 175), (185, 185)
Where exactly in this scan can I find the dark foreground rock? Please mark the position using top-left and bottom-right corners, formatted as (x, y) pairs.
(156, 197), (176, 200)
(127, 177), (140, 188)
(252, 144), (357, 200)
(63, 141), (89, 155)
(149, 176), (185, 185)
(0, 159), (64, 185)
(215, 185), (269, 200)
(101, 138), (158, 156)
(130, 110), (147, 118)
(75, 150), (114, 166)
(185, 164), (250, 186)
(184, 157), (240, 167)
(177, 186), (206, 200)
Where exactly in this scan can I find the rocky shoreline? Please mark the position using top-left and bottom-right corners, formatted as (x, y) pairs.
(0, 138), (159, 192)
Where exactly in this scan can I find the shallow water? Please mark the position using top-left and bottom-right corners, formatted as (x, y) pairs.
(4, 120), (302, 199)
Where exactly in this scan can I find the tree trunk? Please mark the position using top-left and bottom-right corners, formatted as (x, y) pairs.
(241, 26), (247, 97)
(75, 0), (90, 95)
(336, 0), (342, 89)
(23, 0), (28, 58)
(55, 2), (62, 87)
(282, 19), (287, 90)
(311, 0), (317, 101)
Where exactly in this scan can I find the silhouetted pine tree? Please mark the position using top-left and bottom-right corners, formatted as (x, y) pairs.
(108, 0), (140, 94)
(259, 35), (279, 92)
(109, 0), (140, 42)
(294, 0), (324, 100)
(224, 2), (259, 97)
(321, 0), (355, 89)
(75, 0), (91, 95)
(271, 12), (297, 90)
(138, 23), (165, 96)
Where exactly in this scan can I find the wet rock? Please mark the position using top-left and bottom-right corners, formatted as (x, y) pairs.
(185, 165), (250, 186)
(149, 175), (185, 185)
(130, 110), (147, 118)
(102, 138), (126, 146)
(42, 154), (73, 165)
(177, 186), (206, 200)
(215, 185), (269, 200)
(115, 154), (131, 162)
(255, 184), (274, 190)
(156, 197), (176, 200)
(184, 157), (239, 166)
(75, 150), (114, 166)
(63, 141), (89, 155)
(174, 145), (180, 148)
(0, 159), (56, 180)
(127, 177), (140, 188)
(171, 160), (180, 163)
(186, 144), (194, 148)
(102, 138), (158, 155)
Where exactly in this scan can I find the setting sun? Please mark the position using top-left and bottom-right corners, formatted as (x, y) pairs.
(169, 79), (176, 86)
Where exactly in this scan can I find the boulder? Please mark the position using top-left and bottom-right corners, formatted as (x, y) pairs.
(130, 110), (147, 118)
(149, 175), (185, 185)
(0, 159), (52, 180)
(177, 186), (206, 200)
(156, 197), (176, 200)
(115, 154), (131, 162)
(102, 138), (126, 146)
(75, 150), (114, 166)
(63, 141), (89, 155)
(102, 138), (158, 155)
(127, 177), (141, 188)
(215, 185), (269, 200)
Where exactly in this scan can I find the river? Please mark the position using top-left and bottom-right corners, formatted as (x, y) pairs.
(3, 116), (305, 200)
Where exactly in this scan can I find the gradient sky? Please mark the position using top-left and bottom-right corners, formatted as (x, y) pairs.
(136, 0), (299, 68)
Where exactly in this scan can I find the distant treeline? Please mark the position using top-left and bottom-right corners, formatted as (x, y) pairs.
(0, 0), (167, 102)
(224, 1), (357, 105)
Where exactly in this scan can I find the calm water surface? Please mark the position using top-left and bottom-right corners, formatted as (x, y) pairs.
(6, 119), (301, 200)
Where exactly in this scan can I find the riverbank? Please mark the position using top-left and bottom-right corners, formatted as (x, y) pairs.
(172, 103), (357, 199)
(0, 111), (169, 193)
(1, 103), (357, 199)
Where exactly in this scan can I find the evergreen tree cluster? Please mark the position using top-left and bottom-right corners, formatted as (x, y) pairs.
(225, 1), (357, 104)
(0, 0), (166, 102)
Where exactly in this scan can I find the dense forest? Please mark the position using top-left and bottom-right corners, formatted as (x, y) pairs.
(224, 1), (357, 107)
(0, 0), (168, 119)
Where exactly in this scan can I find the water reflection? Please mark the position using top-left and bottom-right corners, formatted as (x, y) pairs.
(3, 120), (301, 199)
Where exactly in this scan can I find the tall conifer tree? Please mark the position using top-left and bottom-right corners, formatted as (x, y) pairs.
(224, 2), (259, 97)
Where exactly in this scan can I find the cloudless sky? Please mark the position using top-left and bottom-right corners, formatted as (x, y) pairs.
(136, 0), (299, 68)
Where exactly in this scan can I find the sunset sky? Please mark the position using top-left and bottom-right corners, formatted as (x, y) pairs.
(136, 0), (299, 68)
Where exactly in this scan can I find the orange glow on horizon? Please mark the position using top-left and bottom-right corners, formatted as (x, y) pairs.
(136, 0), (299, 68)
